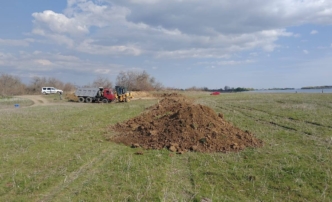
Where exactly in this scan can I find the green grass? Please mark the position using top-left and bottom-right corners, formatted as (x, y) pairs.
(0, 97), (33, 109)
(0, 93), (331, 201)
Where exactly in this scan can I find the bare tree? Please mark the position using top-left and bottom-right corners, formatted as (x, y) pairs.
(62, 82), (76, 92)
(116, 70), (163, 91)
(91, 76), (113, 89)
(47, 77), (64, 89)
(26, 76), (47, 94)
(0, 73), (26, 96)
(116, 71), (136, 90)
(186, 86), (205, 91)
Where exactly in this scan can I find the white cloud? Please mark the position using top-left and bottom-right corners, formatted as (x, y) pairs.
(31, 27), (75, 47)
(34, 59), (53, 66)
(114, 0), (332, 35)
(0, 52), (13, 58)
(200, 59), (254, 67)
(8, 0), (327, 88)
(76, 39), (142, 55)
(129, 0), (160, 4)
(32, 10), (89, 35)
(33, 32), (75, 47)
(152, 29), (294, 58)
(30, 0), (316, 59)
(216, 60), (254, 66)
(310, 30), (318, 35)
(94, 68), (111, 74)
(156, 48), (231, 59)
(0, 50), (125, 78)
(0, 38), (32, 47)
(65, 1), (128, 27)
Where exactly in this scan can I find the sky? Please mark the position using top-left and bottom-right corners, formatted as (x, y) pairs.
(0, 0), (332, 89)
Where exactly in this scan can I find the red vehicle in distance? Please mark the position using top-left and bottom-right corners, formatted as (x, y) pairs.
(210, 92), (220, 95)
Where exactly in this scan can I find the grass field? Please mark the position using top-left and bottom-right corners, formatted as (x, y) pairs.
(0, 97), (33, 109)
(0, 93), (331, 201)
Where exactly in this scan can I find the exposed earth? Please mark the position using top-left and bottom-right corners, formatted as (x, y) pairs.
(13, 95), (77, 108)
(112, 93), (263, 153)
(15, 95), (51, 106)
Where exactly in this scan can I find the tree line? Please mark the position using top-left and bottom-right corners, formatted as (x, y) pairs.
(0, 70), (163, 96)
(184, 86), (254, 92)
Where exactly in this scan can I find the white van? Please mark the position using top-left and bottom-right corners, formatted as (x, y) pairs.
(41, 87), (63, 94)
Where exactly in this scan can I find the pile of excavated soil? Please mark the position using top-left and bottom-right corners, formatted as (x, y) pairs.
(65, 93), (79, 102)
(112, 94), (263, 153)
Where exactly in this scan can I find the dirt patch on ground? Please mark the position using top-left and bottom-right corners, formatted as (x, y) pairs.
(15, 95), (50, 106)
(112, 93), (263, 153)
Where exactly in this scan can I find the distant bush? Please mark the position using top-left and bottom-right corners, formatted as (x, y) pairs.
(0, 73), (76, 95)
(26, 76), (76, 94)
(0, 73), (26, 96)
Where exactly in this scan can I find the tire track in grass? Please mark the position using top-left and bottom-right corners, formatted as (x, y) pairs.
(38, 148), (118, 202)
(218, 105), (332, 146)
(229, 104), (332, 130)
(222, 104), (299, 131)
(205, 98), (332, 145)
(15, 95), (49, 107)
(222, 103), (332, 134)
(216, 105), (309, 135)
(217, 106), (327, 147)
(201, 97), (332, 130)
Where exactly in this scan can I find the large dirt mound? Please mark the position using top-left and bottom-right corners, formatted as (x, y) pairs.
(112, 94), (263, 153)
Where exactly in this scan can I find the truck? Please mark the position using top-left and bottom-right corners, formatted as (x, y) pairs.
(75, 87), (116, 103)
(115, 86), (133, 102)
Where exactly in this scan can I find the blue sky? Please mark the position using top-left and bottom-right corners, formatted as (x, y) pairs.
(0, 0), (331, 89)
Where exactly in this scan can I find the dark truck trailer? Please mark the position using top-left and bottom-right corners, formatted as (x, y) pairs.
(75, 87), (116, 103)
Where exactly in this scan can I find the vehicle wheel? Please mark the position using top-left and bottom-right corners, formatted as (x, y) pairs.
(78, 97), (85, 103)
(86, 97), (93, 103)
(102, 99), (108, 103)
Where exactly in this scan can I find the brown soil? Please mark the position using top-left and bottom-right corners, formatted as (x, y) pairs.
(112, 93), (263, 153)
(65, 93), (79, 102)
